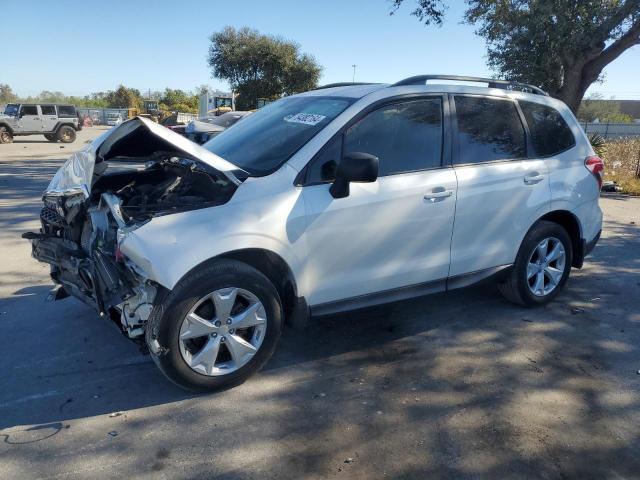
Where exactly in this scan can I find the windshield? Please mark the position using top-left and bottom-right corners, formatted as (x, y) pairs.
(203, 96), (353, 175)
(4, 104), (19, 116)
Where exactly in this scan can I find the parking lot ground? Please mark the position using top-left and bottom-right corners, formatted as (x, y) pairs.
(1, 130), (639, 479)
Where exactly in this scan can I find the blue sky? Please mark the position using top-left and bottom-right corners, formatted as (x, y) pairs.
(4, 0), (640, 99)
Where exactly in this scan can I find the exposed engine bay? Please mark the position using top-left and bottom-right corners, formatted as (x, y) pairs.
(24, 118), (242, 338)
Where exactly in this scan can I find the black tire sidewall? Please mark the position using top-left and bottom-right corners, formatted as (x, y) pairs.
(514, 221), (573, 305)
(149, 260), (283, 391)
(58, 126), (76, 143)
(0, 128), (12, 143)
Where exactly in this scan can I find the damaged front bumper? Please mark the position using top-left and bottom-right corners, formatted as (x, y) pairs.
(23, 195), (158, 339)
(24, 116), (244, 339)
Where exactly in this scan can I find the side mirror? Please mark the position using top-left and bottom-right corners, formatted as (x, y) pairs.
(329, 152), (379, 199)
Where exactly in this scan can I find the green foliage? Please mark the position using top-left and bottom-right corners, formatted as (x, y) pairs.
(1, 84), (203, 112)
(579, 93), (634, 123)
(0, 84), (19, 103)
(105, 85), (142, 109)
(588, 133), (606, 157)
(390, 0), (446, 25)
(208, 26), (322, 110)
(390, 1), (640, 113)
(159, 88), (199, 113)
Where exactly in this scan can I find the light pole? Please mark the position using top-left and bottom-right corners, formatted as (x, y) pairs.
(352, 64), (357, 83)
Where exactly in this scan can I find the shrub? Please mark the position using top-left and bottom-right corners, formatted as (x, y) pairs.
(602, 138), (640, 195)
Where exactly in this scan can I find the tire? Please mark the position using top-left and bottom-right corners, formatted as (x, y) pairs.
(146, 259), (283, 392)
(57, 125), (76, 143)
(0, 127), (13, 144)
(44, 133), (57, 142)
(498, 220), (573, 307)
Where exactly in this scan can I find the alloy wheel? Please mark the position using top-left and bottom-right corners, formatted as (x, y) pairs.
(526, 237), (566, 296)
(178, 287), (267, 376)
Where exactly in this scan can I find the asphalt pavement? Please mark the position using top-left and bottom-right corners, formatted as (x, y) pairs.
(1, 129), (639, 479)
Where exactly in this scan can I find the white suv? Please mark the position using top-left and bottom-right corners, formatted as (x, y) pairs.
(26, 75), (603, 391)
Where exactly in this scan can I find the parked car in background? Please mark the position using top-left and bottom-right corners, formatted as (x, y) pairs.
(106, 113), (123, 126)
(183, 111), (252, 144)
(0, 103), (80, 143)
(25, 75), (603, 392)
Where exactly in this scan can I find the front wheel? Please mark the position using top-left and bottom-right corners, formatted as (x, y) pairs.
(146, 259), (283, 392)
(498, 221), (572, 307)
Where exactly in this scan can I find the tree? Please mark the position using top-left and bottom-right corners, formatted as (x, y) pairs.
(390, 1), (640, 113)
(159, 88), (199, 113)
(0, 84), (18, 104)
(578, 93), (634, 123)
(208, 26), (322, 109)
(105, 85), (142, 109)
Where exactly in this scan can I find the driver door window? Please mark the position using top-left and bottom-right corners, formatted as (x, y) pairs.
(306, 98), (443, 183)
(20, 105), (38, 116)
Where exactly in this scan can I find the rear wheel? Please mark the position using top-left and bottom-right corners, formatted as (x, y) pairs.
(146, 259), (283, 392)
(44, 133), (57, 142)
(0, 127), (13, 143)
(498, 221), (572, 306)
(57, 125), (76, 143)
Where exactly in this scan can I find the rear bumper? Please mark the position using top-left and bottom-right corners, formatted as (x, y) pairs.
(574, 229), (601, 268)
(585, 229), (601, 257)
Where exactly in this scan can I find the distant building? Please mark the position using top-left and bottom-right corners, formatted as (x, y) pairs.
(618, 100), (640, 122)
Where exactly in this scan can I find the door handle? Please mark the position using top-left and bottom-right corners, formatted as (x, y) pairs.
(524, 173), (544, 185)
(424, 189), (453, 202)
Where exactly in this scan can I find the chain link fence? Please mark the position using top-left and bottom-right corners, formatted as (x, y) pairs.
(582, 122), (640, 139)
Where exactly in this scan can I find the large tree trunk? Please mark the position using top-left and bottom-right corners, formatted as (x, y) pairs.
(555, 75), (593, 114)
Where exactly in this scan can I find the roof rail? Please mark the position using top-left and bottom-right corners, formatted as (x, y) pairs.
(313, 82), (378, 90)
(392, 75), (548, 96)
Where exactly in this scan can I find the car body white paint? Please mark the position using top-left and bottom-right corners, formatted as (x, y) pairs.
(116, 82), (602, 309)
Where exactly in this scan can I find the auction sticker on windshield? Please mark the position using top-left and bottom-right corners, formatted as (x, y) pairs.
(284, 113), (326, 126)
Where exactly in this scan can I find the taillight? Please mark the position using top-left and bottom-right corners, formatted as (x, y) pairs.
(585, 155), (604, 190)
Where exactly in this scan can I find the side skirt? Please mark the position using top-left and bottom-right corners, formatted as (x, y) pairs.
(309, 264), (512, 318)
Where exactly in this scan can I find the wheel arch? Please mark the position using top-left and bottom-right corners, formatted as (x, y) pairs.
(167, 248), (302, 323)
(0, 122), (14, 135)
(52, 121), (75, 134)
(218, 249), (299, 316)
(536, 210), (584, 268)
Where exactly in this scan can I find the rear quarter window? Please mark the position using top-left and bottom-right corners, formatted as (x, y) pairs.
(57, 105), (77, 118)
(519, 101), (575, 157)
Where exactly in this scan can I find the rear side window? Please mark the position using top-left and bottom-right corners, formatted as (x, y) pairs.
(343, 98), (443, 176)
(57, 105), (76, 118)
(21, 105), (38, 115)
(454, 96), (526, 164)
(41, 105), (56, 115)
(519, 101), (575, 156)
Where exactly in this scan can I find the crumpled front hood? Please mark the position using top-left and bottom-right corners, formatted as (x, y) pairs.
(45, 130), (111, 197)
(45, 117), (245, 197)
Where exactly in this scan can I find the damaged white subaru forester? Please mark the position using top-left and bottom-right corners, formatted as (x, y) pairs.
(25, 76), (603, 391)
